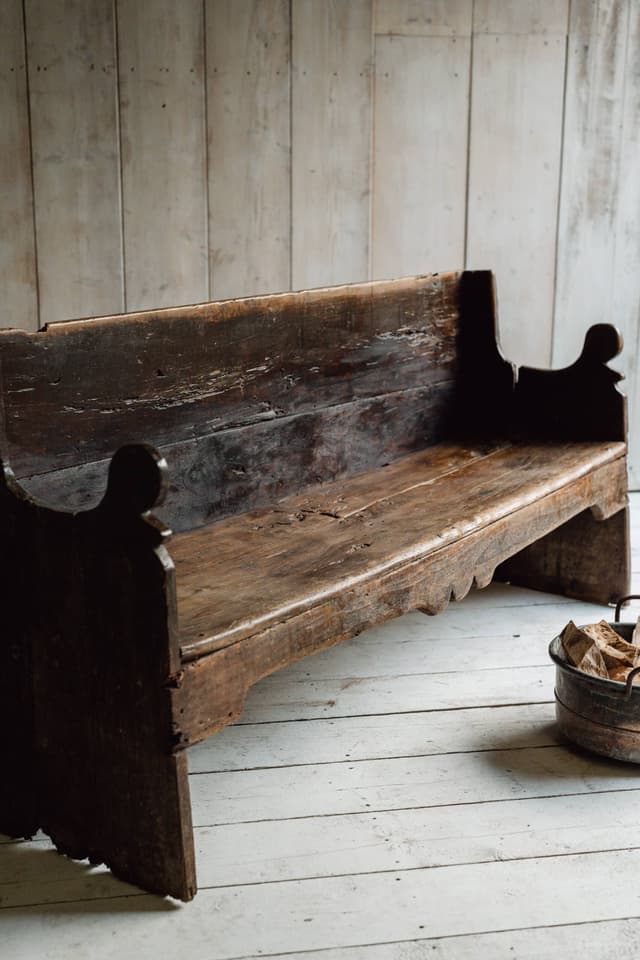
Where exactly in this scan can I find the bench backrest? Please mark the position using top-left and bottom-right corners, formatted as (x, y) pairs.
(0, 271), (506, 532)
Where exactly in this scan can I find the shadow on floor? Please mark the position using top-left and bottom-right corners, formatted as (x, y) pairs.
(480, 721), (640, 787)
(0, 837), (180, 914)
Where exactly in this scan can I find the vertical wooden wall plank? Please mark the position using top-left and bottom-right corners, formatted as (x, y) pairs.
(291, 0), (372, 289)
(374, 0), (472, 36)
(552, 0), (628, 368)
(473, 1), (569, 34)
(466, 34), (566, 367)
(24, 0), (123, 325)
(4, 0), (638, 493)
(206, 0), (290, 300)
(371, 35), (470, 279)
(0, 1), (38, 332)
(615, 4), (640, 485)
(118, 0), (208, 311)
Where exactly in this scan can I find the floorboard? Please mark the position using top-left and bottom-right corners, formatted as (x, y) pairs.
(238, 918), (640, 960)
(2, 495), (639, 958)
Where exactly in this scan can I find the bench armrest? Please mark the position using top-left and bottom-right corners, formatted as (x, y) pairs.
(454, 275), (625, 445)
(513, 324), (626, 442)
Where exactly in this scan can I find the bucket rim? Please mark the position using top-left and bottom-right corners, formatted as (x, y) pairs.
(549, 621), (640, 697)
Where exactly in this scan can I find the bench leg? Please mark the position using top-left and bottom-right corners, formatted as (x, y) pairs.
(495, 506), (630, 606)
(36, 547), (197, 900)
(0, 624), (38, 840)
(0, 573), (196, 901)
(0, 446), (197, 899)
(0, 530), (196, 901)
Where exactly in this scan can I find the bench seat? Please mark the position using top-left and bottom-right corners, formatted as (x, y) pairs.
(173, 439), (627, 663)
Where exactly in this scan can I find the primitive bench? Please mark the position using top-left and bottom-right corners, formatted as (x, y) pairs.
(0, 271), (629, 900)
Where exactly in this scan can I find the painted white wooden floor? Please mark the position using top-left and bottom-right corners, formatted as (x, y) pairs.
(3, 497), (640, 959)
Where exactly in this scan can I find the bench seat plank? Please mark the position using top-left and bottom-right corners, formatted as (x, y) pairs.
(174, 440), (626, 662)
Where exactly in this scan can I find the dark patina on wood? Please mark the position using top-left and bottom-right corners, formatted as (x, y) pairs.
(0, 446), (195, 900)
(0, 270), (629, 900)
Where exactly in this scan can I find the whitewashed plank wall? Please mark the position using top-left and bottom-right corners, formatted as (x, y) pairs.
(1, 0), (639, 481)
(207, 0), (290, 299)
(25, 0), (124, 324)
(117, 0), (209, 311)
(0, 1), (38, 332)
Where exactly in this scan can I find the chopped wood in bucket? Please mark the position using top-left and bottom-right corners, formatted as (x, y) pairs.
(561, 619), (640, 683)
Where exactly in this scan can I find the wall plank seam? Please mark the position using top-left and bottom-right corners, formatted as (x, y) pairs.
(367, 0), (375, 281)
(549, 28), (571, 369)
(614, 0), (638, 486)
(20, 0), (40, 330)
(288, 0), (293, 291)
(463, 0), (476, 270)
(202, 0), (211, 302)
(112, 0), (127, 314)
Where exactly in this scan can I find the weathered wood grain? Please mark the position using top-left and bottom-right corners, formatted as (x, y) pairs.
(0, 1), (38, 332)
(0, 273), (463, 478)
(24, 0), (123, 324)
(250, 603), (611, 682)
(207, 0), (290, 299)
(22, 382), (455, 531)
(117, 0), (208, 311)
(171, 448), (626, 747)
(174, 441), (514, 652)
(175, 440), (626, 655)
(497, 506), (630, 604)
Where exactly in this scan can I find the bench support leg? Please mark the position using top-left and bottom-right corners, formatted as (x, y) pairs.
(0, 624), (38, 840)
(494, 505), (630, 606)
(0, 449), (197, 901)
(0, 545), (197, 900)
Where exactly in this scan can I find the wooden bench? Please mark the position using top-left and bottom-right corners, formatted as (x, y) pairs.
(0, 271), (629, 901)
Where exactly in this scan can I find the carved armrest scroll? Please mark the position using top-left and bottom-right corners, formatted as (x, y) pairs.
(514, 324), (626, 443)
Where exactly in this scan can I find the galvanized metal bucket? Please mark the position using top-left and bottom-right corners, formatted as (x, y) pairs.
(549, 595), (640, 763)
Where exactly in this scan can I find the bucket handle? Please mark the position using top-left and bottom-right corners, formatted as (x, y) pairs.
(623, 666), (640, 699)
(613, 596), (640, 698)
(614, 595), (640, 623)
